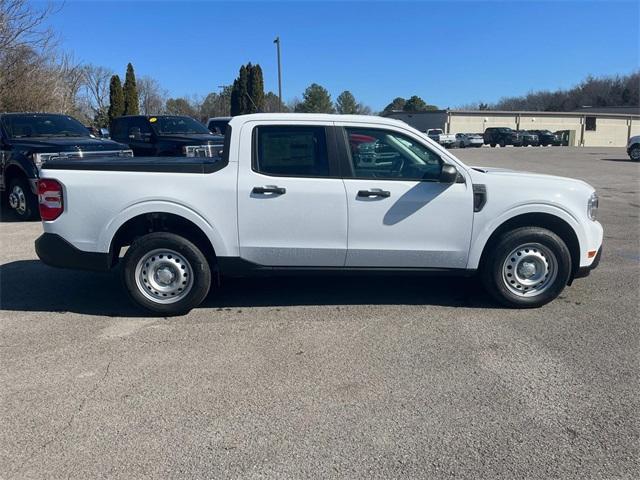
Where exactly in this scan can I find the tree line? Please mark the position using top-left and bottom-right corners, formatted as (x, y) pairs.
(462, 71), (639, 112)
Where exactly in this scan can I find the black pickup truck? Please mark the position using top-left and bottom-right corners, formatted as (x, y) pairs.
(0, 113), (132, 219)
(111, 115), (224, 157)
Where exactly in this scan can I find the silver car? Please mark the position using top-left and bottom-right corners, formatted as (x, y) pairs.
(456, 133), (484, 148)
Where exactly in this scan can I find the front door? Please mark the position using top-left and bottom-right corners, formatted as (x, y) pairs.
(237, 123), (348, 267)
(339, 125), (474, 269)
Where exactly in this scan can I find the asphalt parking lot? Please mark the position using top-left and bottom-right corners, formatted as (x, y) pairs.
(1, 147), (638, 479)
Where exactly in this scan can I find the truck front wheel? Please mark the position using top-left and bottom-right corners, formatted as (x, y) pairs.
(122, 232), (211, 315)
(8, 177), (38, 220)
(481, 227), (572, 308)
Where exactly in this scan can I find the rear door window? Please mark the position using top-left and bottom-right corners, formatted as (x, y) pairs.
(254, 126), (330, 177)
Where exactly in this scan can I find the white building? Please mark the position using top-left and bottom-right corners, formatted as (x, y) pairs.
(383, 108), (640, 147)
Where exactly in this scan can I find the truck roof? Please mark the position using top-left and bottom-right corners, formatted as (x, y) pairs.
(227, 113), (410, 128)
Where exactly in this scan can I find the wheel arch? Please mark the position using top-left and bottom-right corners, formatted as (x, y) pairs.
(4, 163), (31, 188)
(474, 211), (581, 279)
(108, 211), (218, 269)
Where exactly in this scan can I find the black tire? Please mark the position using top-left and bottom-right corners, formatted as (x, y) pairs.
(459, 142), (465, 149)
(499, 139), (506, 148)
(121, 232), (212, 315)
(629, 145), (640, 161)
(8, 177), (38, 220)
(475, 144), (483, 148)
(490, 143), (496, 148)
(481, 227), (572, 308)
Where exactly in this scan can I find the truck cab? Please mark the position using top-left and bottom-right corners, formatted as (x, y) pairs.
(0, 113), (132, 219)
(111, 115), (224, 157)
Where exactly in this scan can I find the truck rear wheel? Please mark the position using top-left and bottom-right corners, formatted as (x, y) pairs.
(481, 227), (572, 308)
(122, 232), (211, 315)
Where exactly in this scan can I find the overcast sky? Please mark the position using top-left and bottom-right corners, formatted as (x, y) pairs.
(46, 0), (639, 110)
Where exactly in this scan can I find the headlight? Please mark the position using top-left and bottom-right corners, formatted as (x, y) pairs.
(587, 192), (599, 221)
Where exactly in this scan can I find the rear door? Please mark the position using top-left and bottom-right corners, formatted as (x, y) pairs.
(337, 124), (474, 268)
(237, 122), (348, 267)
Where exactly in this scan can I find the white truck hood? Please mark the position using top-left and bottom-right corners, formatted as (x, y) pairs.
(469, 166), (594, 192)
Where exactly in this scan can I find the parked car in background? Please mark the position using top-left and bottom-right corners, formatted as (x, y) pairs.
(35, 113), (602, 315)
(426, 128), (456, 148)
(206, 117), (231, 135)
(627, 135), (640, 161)
(483, 127), (522, 147)
(528, 130), (560, 146)
(455, 133), (484, 148)
(111, 115), (224, 157)
(0, 112), (132, 219)
(518, 130), (539, 147)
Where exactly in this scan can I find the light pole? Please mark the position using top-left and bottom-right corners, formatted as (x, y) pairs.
(273, 36), (282, 112)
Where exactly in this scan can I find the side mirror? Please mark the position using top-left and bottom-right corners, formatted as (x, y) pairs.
(439, 164), (458, 184)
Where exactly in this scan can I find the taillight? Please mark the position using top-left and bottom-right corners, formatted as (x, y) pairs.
(38, 179), (63, 221)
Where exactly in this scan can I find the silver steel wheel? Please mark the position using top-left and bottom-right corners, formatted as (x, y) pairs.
(134, 249), (194, 304)
(502, 243), (558, 297)
(8, 184), (27, 215)
(630, 147), (640, 161)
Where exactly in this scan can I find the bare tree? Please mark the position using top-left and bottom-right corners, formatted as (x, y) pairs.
(138, 75), (167, 115)
(78, 64), (113, 123)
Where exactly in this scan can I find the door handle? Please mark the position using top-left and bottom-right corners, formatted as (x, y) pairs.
(252, 186), (286, 195)
(357, 189), (391, 198)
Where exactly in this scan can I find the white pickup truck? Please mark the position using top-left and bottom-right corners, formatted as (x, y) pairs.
(35, 114), (603, 315)
(426, 128), (456, 148)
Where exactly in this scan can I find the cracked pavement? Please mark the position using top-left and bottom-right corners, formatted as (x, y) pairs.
(1, 147), (638, 479)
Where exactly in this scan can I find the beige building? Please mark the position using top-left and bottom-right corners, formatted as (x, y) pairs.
(384, 109), (640, 147)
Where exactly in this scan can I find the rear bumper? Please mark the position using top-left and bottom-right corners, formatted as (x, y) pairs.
(35, 233), (112, 271)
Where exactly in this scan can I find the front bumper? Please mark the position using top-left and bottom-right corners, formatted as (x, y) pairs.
(573, 245), (602, 281)
(35, 233), (112, 271)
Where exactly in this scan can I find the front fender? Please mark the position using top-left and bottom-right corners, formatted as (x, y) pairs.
(98, 200), (232, 257)
(467, 203), (586, 270)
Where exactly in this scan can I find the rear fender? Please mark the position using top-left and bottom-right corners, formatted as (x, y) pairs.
(98, 200), (232, 257)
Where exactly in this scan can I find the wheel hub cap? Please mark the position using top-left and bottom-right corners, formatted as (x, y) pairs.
(502, 243), (558, 297)
(134, 249), (194, 304)
(8, 186), (26, 213)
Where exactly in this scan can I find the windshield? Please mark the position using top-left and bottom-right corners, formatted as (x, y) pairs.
(498, 128), (513, 133)
(151, 116), (211, 135)
(1, 114), (90, 138)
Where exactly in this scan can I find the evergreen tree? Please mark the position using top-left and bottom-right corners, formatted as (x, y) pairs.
(247, 64), (265, 113)
(295, 83), (334, 113)
(123, 63), (139, 115)
(403, 95), (429, 112)
(230, 64), (249, 116)
(107, 75), (124, 124)
(336, 90), (358, 114)
(382, 97), (406, 114)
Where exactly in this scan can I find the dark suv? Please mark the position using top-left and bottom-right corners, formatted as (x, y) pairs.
(111, 115), (224, 157)
(528, 130), (561, 146)
(483, 127), (522, 147)
(0, 113), (131, 219)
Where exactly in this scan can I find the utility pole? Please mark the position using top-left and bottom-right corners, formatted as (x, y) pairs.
(273, 36), (282, 112)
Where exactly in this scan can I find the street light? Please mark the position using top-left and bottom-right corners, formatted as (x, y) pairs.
(273, 36), (282, 112)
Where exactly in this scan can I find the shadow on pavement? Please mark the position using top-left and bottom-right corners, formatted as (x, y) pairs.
(0, 260), (495, 316)
(601, 157), (637, 163)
